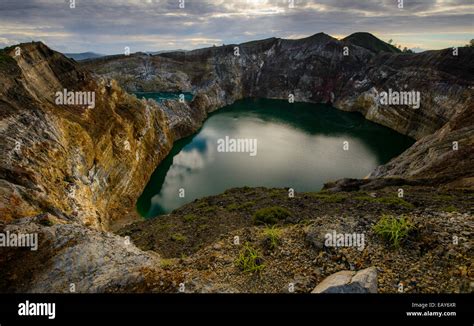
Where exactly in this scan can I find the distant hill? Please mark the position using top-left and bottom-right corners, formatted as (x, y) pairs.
(146, 49), (188, 55)
(343, 32), (401, 53)
(65, 52), (104, 61)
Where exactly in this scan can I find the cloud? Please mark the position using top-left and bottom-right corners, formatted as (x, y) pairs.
(0, 0), (472, 53)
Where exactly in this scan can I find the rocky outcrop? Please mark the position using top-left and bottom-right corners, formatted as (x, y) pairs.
(370, 104), (474, 187)
(311, 267), (378, 293)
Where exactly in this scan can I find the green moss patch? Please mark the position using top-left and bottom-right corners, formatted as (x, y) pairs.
(253, 206), (291, 225)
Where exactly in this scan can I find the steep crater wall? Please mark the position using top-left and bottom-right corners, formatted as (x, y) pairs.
(0, 43), (191, 230)
(84, 33), (474, 186)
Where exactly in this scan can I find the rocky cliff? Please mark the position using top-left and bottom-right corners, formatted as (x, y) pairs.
(0, 42), (194, 230)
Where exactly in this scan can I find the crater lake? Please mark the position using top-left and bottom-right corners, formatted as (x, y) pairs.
(136, 98), (414, 217)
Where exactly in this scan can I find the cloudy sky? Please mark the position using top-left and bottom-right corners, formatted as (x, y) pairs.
(0, 0), (472, 54)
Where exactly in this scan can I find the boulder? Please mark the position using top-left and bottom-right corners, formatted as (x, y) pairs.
(0, 216), (180, 293)
(312, 267), (377, 293)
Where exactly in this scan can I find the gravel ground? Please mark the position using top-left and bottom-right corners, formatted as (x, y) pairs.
(120, 186), (473, 293)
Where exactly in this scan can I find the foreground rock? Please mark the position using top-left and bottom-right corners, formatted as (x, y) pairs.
(0, 214), (182, 293)
(312, 267), (378, 293)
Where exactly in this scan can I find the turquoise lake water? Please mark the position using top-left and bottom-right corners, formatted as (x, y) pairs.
(135, 97), (414, 218)
(134, 91), (193, 103)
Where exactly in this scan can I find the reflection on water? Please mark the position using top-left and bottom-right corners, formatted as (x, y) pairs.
(137, 98), (414, 217)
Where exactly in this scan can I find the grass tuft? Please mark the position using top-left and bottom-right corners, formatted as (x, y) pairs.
(262, 226), (282, 250)
(373, 214), (414, 247)
(235, 243), (265, 273)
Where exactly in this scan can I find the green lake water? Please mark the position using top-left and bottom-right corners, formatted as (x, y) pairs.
(136, 97), (414, 218)
(134, 91), (193, 103)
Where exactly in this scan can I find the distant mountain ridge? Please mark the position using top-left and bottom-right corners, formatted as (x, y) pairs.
(65, 52), (104, 61)
(343, 32), (402, 53)
(62, 32), (399, 62)
(146, 49), (188, 55)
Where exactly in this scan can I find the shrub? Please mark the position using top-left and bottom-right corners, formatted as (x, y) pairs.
(373, 214), (414, 247)
(442, 205), (457, 213)
(226, 203), (239, 211)
(198, 224), (209, 231)
(202, 206), (217, 214)
(253, 206), (291, 225)
(160, 258), (175, 269)
(157, 223), (171, 231)
(170, 233), (187, 242)
(235, 243), (265, 273)
(270, 189), (282, 198)
(226, 202), (255, 211)
(197, 201), (209, 208)
(239, 201), (255, 210)
(183, 214), (197, 222)
(435, 194), (454, 201)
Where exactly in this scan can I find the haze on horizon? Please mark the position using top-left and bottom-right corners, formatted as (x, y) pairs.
(0, 0), (472, 55)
